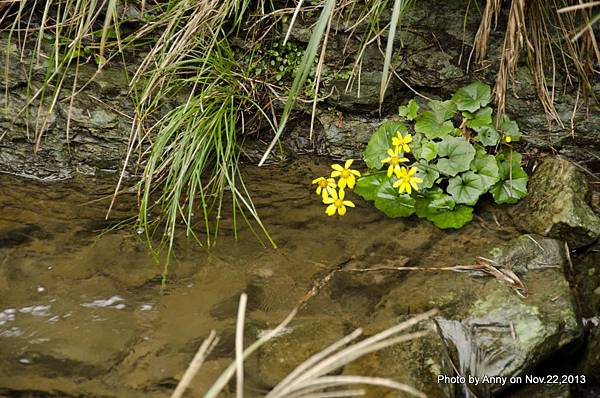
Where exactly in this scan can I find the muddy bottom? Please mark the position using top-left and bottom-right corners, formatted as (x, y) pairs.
(0, 158), (520, 397)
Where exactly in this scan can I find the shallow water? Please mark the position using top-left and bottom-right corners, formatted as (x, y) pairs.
(0, 158), (520, 397)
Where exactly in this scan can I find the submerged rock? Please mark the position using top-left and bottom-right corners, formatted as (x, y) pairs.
(368, 234), (581, 397)
(511, 158), (600, 249)
(255, 317), (348, 387)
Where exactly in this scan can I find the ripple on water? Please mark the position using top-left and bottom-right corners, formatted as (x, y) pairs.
(81, 295), (126, 310)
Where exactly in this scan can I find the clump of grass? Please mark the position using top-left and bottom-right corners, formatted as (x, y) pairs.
(471, 0), (599, 124)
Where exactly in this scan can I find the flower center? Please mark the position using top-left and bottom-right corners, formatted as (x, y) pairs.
(334, 199), (343, 208)
(319, 180), (328, 188)
(390, 156), (400, 166)
(341, 169), (350, 178)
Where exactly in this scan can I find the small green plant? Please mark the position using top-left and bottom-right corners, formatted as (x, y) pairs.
(313, 82), (528, 229)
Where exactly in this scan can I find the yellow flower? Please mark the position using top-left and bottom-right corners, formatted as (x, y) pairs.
(311, 176), (337, 199)
(393, 166), (423, 194)
(331, 159), (361, 189)
(392, 132), (412, 152)
(505, 136), (512, 143)
(323, 188), (355, 216)
(381, 146), (409, 177)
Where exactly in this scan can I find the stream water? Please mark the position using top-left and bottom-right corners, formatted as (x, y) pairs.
(0, 158), (527, 397)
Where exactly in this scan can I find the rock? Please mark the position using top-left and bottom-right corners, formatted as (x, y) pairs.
(343, 319), (455, 398)
(371, 234), (582, 396)
(511, 158), (600, 249)
(577, 325), (600, 385)
(256, 317), (348, 387)
(316, 111), (382, 160)
(572, 248), (600, 318)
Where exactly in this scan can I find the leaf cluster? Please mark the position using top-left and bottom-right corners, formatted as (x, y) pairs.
(356, 82), (528, 229)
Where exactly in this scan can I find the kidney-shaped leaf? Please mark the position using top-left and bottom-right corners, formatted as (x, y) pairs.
(435, 136), (476, 176)
(447, 171), (487, 205)
(452, 81), (491, 112)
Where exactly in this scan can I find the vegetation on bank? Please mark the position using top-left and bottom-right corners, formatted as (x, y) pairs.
(0, 0), (597, 254)
(314, 82), (529, 229)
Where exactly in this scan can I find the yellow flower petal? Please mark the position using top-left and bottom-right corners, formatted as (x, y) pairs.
(350, 169), (361, 176)
(347, 175), (356, 189)
(311, 177), (324, 184)
(326, 204), (337, 216)
(387, 148), (395, 157)
(344, 159), (354, 168)
(331, 164), (344, 171)
(338, 189), (345, 200)
(316, 186), (322, 195)
(343, 200), (355, 208)
(338, 205), (347, 216)
(323, 196), (334, 204)
(331, 170), (341, 178)
(338, 178), (347, 189)
(387, 166), (394, 177)
(381, 157), (391, 164)
(408, 167), (417, 176)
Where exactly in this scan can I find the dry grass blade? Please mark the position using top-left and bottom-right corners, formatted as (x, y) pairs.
(203, 305), (298, 398)
(494, 0), (527, 123)
(236, 293), (247, 398)
(558, 2), (600, 13)
(470, 0), (501, 66)
(283, 0), (305, 45)
(171, 330), (219, 398)
(346, 258), (528, 297)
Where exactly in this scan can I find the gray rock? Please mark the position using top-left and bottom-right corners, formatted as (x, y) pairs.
(511, 158), (600, 249)
(372, 235), (582, 396)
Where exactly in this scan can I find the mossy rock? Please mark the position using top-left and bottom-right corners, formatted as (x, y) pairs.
(370, 235), (582, 396)
(511, 157), (600, 248)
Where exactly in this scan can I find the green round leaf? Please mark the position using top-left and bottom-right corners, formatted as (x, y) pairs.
(354, 174), (385, 201)
(447, 171), (487, 205)
(399, 99), (419, 120)
(491, 151), (528, 204)
(415, 189), (455, 218)
(452, 82), (491, 112)
(496, 114), (522, 142)
(426, 205), (474, 229)
(435, 136), (476, 176)
(373, 179), (416, 218)
(412, 134), (439, 162)
(413, 160), (439, 190)
(470, 149), (500, 190)
(466, 107), (493, 131)
(363, 121), (408, 169)
(414, 100), (457, 139)
(475, 126), (500, 147)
